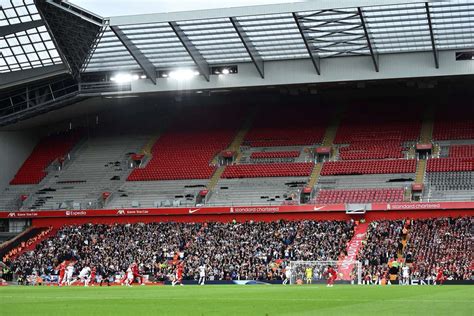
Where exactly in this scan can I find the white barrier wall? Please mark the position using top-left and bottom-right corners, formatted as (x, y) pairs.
(0, 130), (38, 192)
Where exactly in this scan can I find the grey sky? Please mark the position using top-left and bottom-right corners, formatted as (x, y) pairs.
(70, 0), (303, 17)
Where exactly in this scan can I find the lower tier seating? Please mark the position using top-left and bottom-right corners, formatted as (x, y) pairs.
(222, 162), (314, 178)
(321, 159), (417, 176)
(316, 188), (405, 204)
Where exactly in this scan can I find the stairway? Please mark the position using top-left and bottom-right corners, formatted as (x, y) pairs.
(141, 134), (160, 157)
(419, 108), (434, 144)
(207, 112), (255, 191)
(307, 163), (322, 188)
(307, 106), (342, 189)
(206, 166), (225, 192)
(415, 159), (427, 184)
(337, 222), (369, 280)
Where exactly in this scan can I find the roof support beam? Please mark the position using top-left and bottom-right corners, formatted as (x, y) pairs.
(169, 21), (210, 81)
(292, 12), (320, 75)
(110, 25), (157, 84)
(0, 20), (44, 37)
(425, 3), (439, 69)
(229, 17), (264, 79)
(358, 8), (379, 72)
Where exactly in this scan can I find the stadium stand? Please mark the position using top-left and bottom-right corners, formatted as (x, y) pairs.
(221, 162), (314, 179)
(127, 106), (244, 181)
(22, 133), (148, 210)
(10, 131), (81, 185)
(426, 158), (474, 172)
(243, 105), (329, 147)
(320, 159), (417, 176)
(315, 188), (405, 204)
(449, 145), (474, 158)
(8, 220), (354, 281)
(358, 220), (405, 282)
(432, 107), (474, 141)
(208, 177), (306, 206)
(404, 217), (472, 280)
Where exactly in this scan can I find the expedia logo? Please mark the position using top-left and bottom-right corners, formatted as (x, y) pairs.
(8, 212), (16, 217)
(65, 210), (87, 216)
(117, 210), (125, 215)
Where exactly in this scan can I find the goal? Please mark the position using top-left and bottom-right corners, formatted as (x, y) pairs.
(288, 260), (362, 285)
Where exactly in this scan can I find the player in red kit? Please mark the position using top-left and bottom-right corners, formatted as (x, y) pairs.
(326, 266), (337, 287)
(436, 268), (445, 285)
(57, 261), (66, 286)
(132, 262), (143, 285)
(90, 267), (96, 286)
(172, 262), (184, 286)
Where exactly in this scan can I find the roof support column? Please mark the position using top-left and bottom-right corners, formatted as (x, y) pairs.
(292, 12), (321, 75)
(358, 7), (379, 72)
(110, 25), (157, 84)
(425, 3), (439, 69)
(230, 17), (264, 79)
(169, 21), (210, 81)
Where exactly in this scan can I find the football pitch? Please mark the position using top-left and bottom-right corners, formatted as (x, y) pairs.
(1, 285), (473, 316)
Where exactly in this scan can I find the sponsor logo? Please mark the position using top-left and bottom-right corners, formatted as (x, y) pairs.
(117, 210), (125, 215)
(65, 210), (87, 216)
(313, 206), (325, 211)
(387, 203), (442, 210)
(8, 212), (16, 217)
(231, 207), (279, 213)
(188, 208), (201, 214)
(122, 209), (149, 215)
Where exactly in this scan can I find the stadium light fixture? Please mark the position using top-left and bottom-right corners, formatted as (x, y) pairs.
(221, 68), (230, 75)
(168, 69), (200, 80)
(110, 73), (139, 83)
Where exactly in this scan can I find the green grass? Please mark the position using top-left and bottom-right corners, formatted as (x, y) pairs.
(1, 285), (473, 315)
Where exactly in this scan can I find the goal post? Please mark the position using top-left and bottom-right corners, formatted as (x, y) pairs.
(288, 260), (362, 285)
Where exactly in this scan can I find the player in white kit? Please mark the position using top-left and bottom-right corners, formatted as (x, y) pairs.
(124, 267), (134, 287)
(402, 265), (410, 284)
(63, 263), (75, 286)
(78, 266), (91, 287)
(198, 265), (206, 285)
(283, 266), (292, 285)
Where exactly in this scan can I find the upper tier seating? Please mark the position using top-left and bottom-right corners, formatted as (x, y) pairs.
(128, 107), (244, 181)
(334, 105), (420, 160)
(426, 158), (474, 172)
(449, 145), (474, 158)
(244, 105), (329, 147)
(221, 162), (314, 179)
(432, 106), (474, 140)
(338, 141), (405, 160)
(320, 159), (417, 176)
(316, 188), (405, 204)
(10, 131), (81, 185)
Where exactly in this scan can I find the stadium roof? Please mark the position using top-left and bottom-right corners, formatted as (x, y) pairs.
(84, 0), (474, 78)
(0, 0), (63, 73)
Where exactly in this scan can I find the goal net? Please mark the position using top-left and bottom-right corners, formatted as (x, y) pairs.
(288, 260), (362, 285)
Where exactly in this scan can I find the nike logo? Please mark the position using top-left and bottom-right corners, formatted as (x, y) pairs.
(188, 208), (201, 214)
(313, 206), (325, 211)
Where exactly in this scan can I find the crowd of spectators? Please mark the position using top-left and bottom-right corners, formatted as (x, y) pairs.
(8, 220), (354, 282)
(6, 217), (472, 283)
(405, 217), (473, 280)
(358, 220), (406, 282)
